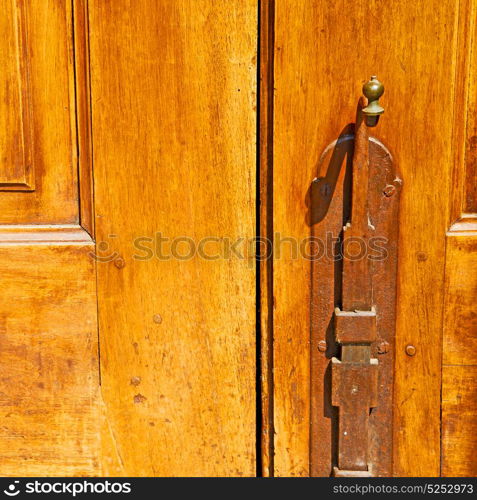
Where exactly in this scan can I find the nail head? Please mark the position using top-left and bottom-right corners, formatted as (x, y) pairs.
(383, 185), (396, 197)
(377, 341), (390, 354)
(153, 314), (163, 324)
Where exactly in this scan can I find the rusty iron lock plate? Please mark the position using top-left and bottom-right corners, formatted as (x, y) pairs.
(310, 78), (402, 477)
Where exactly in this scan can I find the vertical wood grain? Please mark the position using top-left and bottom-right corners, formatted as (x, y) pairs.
(442, 0), (477, 477)
(443, 230), (477, 367)
(449, 0), (476, 224)
(442, 215), (477, 477)
(0, 0), (34, 190)
(273, 0), (458, 476)
(463, 2), (477, 214)
(89, 0), (257, 476)
(73, 0), (95, 237)
(442, 366), (477, 477)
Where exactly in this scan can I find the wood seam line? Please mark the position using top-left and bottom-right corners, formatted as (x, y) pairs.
(259, 0), (276, 478)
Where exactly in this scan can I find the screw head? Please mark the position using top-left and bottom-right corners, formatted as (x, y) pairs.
(317, 340), (327, 352)
(405, 344), (416, 356)
(377, 341), (390, 354)
(383, 184), (396, 197)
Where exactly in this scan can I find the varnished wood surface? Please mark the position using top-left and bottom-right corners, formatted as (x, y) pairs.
(272, 0), (460, 476)
(449, 0), (477, 222)
(441, 228), (477, 477)
(462, 1), (477, 213)
(89, 0), (257, 476)
(441, 0), (477, 478)
(0, 0), (79, 224)
(0, 224), (93, 243)
(0, 238), (99, 476)
(0, 0), (98, 477)
(442, 366), (477, 477)
(0, 0), (34, 190)
(73, 0), (95, 236)
(443, 231), (477, 366)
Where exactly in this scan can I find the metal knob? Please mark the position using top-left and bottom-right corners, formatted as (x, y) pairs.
(362, 76), (384, 127)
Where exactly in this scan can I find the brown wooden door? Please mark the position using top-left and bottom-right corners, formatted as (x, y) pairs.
(0, 0), (475, 478)
(0, 0), (257, 477)
(266, 0), (477, 477)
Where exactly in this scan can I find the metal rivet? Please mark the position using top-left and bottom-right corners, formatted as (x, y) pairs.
(114, 257), (125, 269)
(153, 314), (162, 324)
(377, 341), (390, 354)
(383, 184), (396, 197)
(405, 344), (416, 356)
(318, 340), (327, 352)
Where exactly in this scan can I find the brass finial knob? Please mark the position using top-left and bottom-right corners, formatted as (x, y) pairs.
(362, 76), (384, 127)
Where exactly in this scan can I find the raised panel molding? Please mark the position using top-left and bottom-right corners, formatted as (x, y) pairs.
(0, 0), (80, 225)
(0, 0), (34, 191)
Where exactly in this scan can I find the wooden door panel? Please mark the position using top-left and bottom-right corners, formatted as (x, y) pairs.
(0, 0), (34, 189)
(441, 0), (477, 476)
(441, 224), (477, 478)
(443, 230), (477, 367)
(0, 0), (99, 476)
(442, 366), (477, 477)
(0, 235), (99, 477)
(0, 0), (79, 224)
(89, 0), (257, 476)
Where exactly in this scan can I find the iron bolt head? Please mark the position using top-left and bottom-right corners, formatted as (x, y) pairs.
(318, 340), (327, 352)
(377, 341), (390, 354)
(405, 344), (416, 356)
(383, 184), (396, 197)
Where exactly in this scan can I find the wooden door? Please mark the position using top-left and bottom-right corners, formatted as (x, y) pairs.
(266, 0), (477, 478)
(0, 0), (475, 478)
(0, 0), (257, 477)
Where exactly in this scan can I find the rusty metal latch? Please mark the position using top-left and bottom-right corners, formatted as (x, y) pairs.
(332, 310), (379, 476)
(331, 77), (383, 477)
(310, 76), (402, 477)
